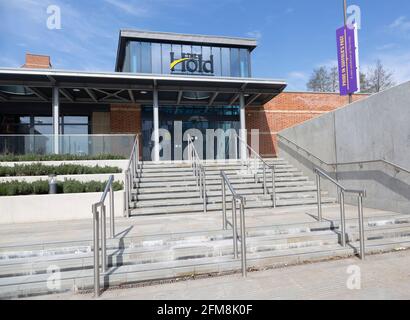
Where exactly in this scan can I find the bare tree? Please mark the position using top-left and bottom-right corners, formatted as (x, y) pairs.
(306, 60), (395, 94)
(329, 66), (339, 92)
(365, 60), (395, 93)
(307, 67), (331, 92)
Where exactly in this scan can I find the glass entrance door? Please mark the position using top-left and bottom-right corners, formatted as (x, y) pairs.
(141, 106), (240, 161)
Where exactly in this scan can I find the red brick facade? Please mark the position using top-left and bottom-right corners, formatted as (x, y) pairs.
(247, 92), (369, 157)
(107, 93), (370, 158)
(22, 53), (52, 69)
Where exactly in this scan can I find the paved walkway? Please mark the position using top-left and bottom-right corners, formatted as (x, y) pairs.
(34, 250), (410, 300)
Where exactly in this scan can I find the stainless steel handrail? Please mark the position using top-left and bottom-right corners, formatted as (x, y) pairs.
(315, 167), (366, 260)
(124, 135), (141, 218)
(221, 171), (247, 277)
(187, 135), (207, 213)
(236, 134), (276, 207)
(92, 174), (116, 297)
(277, 134), (410, 174)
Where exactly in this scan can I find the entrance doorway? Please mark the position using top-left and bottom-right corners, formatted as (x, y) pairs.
(141, 105), (240, 161)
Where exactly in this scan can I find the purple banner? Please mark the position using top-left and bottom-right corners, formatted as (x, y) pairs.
(337, 26), (358, 95)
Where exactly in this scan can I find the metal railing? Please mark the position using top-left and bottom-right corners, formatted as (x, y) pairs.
(221, 171), (247, 277)
(124, 135), (141, 218)
(315, 167), (366, 260)
(187, 135), (207, 213)
(277, 134), (410, 174)
(92, 174), (116, 297)
(236, 134), (276, 207)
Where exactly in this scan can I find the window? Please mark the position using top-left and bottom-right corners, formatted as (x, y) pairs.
(221, 48), (230, 76)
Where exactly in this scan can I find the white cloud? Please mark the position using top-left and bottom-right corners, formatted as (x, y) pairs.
(104, 0), (148, 17)
(246, 30), (262, 39)
(390, 16), (410, 31)
(286, 71), (309, 91)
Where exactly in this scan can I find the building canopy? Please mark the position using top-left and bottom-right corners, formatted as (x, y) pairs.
(0, 68), (287, 106)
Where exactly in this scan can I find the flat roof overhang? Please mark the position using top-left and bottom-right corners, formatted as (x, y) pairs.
(0, 68), (287, 106)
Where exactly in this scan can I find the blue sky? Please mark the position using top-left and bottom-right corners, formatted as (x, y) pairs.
(1, 0), (410, 91)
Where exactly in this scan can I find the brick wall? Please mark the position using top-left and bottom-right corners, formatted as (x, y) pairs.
(22, 53), (51, 69)
(247, 92), (370, 157)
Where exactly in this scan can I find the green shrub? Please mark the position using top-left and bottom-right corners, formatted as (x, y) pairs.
(0, 153), (126, 162)
(0, 179), (123, 196)
(0, 163), (122, 177)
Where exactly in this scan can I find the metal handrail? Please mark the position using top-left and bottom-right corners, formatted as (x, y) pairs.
(221, 171), (247, 277)
(277, 134), (410, 174)
(92, 174), (116, 297)
(124, 135), (141, 218)
(187, 135), (207, 213)
(236, 134), (276, 207)
(314, 167), (366, 260)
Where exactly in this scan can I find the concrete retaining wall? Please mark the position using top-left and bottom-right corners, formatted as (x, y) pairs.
(278, 81), (410, 214)
(0, 191), (125, 224)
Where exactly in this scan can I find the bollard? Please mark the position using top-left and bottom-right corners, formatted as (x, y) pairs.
(48, 174), (58, 194)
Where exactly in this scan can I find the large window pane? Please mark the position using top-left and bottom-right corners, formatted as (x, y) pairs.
(161, 44), (171, 74)
(141, 42), (152, 73)
(221, 48), (230, 76)
(230, 48), (240, 77)
(212, 47), (221, 76)
(151, 43), (162, 74)
(239, 49), (250, 77)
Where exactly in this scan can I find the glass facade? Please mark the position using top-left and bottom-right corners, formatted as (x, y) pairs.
(122, 41), (251, 77)
(141, 106), (240, 160)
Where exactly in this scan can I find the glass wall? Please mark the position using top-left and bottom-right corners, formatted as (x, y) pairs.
(122, 41), (252, 77)
(141, 105), (240, 160)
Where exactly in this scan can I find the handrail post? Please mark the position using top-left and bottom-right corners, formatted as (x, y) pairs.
(109, 183), (115, 238)
(358, 194), (365, 260)
(124, 170), (129, 218)
(199, 165), (203, 199)
(339, 190), (346, 247)
(202, 168), (207, 214)
(92, 204), (100, 297)
(101, 205), (107, 273)
(271, 165), (276, 208)
(222, 178), (227, 230)
(263, 165), (267, 195)
(232, 198), (238, 259)
(316, 173), (322, 221)
(239, 198), (247, 277)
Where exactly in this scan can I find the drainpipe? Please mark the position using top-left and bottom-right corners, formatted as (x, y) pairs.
(239, 92), (247, 161)
(52, 87), (59, 154)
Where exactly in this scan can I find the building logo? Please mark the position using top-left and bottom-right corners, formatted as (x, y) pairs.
(170, 52), (214, 75)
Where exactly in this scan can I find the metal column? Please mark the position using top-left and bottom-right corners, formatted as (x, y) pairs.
(153, 87), (160, 162)
(239, 93), (247, 161)
(52, 87), (59, 154)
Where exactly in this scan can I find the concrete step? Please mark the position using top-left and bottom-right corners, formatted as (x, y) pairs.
(137, 171), (303, 183)
(140, 164), (294, 174)
(0, 230), (340, 278)
(138, 167), (298, 178)
(3, 237), (410, 299)
(137, 176), (310, 188)
(130, 197), (335, 215)
(135, 187), (323, 200)
(136, 184), (318, 196)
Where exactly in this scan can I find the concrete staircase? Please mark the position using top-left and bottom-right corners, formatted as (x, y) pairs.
(0, 158), (409, 299)
(130, 159), (335, 215)
(1, 210), (410, 299)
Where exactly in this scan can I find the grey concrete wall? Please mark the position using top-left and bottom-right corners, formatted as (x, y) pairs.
(278, 81), (410, 214)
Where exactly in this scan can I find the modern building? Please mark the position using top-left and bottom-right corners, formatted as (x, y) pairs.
(0, 29), (367, 160)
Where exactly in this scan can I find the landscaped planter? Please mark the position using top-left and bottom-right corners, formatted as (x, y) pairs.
(0, 173), (125, 183)
(0, 160), (129, 171)
(0, 191), (125, 224)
